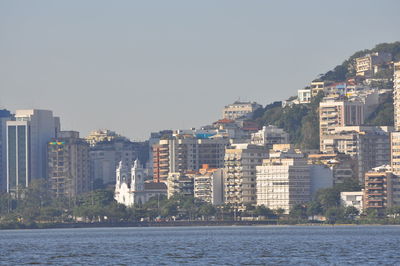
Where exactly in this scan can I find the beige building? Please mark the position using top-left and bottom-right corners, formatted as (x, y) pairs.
(85, 129), (127, 146)
(321, 126), (392, 183)
(311, 81), (328, 97)
(153, 134), (229, 183)
(47, 131), (90, 198)
(394, 62), (400, 131)
(355, 52), (392, 77)
(256, 157), (311, 213)
(224, 144), (268, 209)
(319, 100), (364, 147)
(167, 172), (195, 199)
(364, 165), (400, 210)
(222, 101), (262, 120)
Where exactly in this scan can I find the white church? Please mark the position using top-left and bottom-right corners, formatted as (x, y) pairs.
(114, 159), (167, 207)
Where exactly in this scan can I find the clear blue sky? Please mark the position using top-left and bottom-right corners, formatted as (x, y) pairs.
(1, 0), (399, 140)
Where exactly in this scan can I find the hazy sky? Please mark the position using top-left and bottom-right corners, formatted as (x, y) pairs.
(1, 1), (399, 140)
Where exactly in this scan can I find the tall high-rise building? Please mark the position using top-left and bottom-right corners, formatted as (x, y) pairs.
(0, 109), (12, 192)
(390, 62), (400, 175)
(224, 144), (268, 209)
(153, 133), (229, 183)
(222, 101), (262, 120)
(393, 62), (400, 131)
(6, 109), (59, 194)
(319, 100), (364, 148)
(47, 131), (90, 198)
(256, 157), (311, 213)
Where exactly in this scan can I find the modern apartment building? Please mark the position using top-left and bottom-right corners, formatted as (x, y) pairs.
(393, 62), (400, 131)
(321, 126), (392, 182)
(47, 131), (90, 198)
(167, 172), (195, 199)
(0, 109), (12, 192)
(222, 101), (262, 120)
(256, 157), (311, 213)
(224, 144), (268, 209)
(194, 165), (224, 205)
(310, 81), (328, 97)
(364, 165), (400, 210)
(153, 133), (229, 183)
(6, 109), (59, 194)
(250, 125), (289, 147)
(319, 100), (364, 147)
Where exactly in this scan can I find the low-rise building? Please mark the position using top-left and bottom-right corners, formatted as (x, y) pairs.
(341, 191), (364, 212)
(222, 101), (262, 120)
(356, 52), (392, 77)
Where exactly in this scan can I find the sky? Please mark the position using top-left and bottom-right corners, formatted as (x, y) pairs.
(1, 0), (399, 140)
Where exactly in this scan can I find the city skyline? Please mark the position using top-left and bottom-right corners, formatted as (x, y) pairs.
(1, 0), (400, 140)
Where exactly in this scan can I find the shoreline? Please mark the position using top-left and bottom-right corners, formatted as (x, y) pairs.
(1, 220), (398, 230)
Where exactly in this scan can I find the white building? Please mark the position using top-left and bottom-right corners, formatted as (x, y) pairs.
(298, 89), (312, 103)
(256, 157), (311, 213)
(114, 160), (167, 206)
(6, 109), (60, 194)
(341, 191), (363, 212)
(225, 144), (269, 209)
(194, 166), (224, 205)
(250, 125), (289, 147)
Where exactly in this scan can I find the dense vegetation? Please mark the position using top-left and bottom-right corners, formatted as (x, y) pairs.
(253, 93), (323, 149)
(320, 41), (400, 83)
(365, 92), (394, 126)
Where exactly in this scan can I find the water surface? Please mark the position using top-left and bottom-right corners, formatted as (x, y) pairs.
(0, 225), (399, 265)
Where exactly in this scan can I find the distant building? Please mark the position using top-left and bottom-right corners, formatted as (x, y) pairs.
(356, 52), (392, 77)
(167, 172), (195, 199)
(250, 125), (289, 148)
(256, 157), (311, 213)
(298, 88), (312, 103)
(341, 191), (364, 212)
(0, 109), (12, 192)
(6, 109), (59, 194)
(153, 132), (229, 183)
(115, 160), (167, 206)
(222, 101), (262, 120)
(85, 129), (128, 147)
(393, 62), (400, 131)
(319, 100), (364, 147)
(225, 144), (268, 209)
(320, 126), (392, 182)
(364, 165), (400, 210)
(89, 139), (143, 185)
(311, 81), (328, 97)
(307, 153), (357, 184)
(47, 131), (90, 198)
(194, 165), (224, 205)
